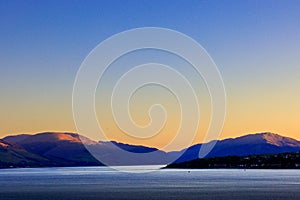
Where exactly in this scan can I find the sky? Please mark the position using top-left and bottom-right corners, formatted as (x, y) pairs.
(0, 0), (300, 150)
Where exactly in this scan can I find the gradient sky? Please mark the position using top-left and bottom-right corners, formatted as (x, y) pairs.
(0, 0), (300, 150)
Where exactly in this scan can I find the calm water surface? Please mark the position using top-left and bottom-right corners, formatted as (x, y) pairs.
(0, 166), (299, 200)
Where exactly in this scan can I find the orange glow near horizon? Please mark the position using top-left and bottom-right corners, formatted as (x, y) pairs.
(1, 84), (299, 151)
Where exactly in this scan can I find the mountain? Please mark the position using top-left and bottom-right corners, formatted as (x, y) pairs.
(3, 132), (102, 166)
(175, 132), (300, 163)
(2, 132), (170, 167)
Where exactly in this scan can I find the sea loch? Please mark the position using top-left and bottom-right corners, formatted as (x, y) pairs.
(0, 166), (299, 200)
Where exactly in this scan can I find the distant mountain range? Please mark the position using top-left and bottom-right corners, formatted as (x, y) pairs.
(1, 132), (300, 168)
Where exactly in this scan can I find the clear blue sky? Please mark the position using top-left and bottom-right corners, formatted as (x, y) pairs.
(0, 0), (300, 146)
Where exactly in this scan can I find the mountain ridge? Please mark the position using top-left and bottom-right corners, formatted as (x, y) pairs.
(173, 132), (300, 163)
(1, 132), (300, 168)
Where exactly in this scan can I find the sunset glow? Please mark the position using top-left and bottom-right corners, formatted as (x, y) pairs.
(1, 0), (300, 150)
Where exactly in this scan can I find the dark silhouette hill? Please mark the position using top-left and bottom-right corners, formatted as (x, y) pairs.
(1, 132), (300, 168)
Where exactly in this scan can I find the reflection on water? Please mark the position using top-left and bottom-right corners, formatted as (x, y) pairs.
(0, 166), (300, 200)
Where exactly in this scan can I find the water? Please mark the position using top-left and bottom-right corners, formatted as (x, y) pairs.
(0, 166), (300, 200)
